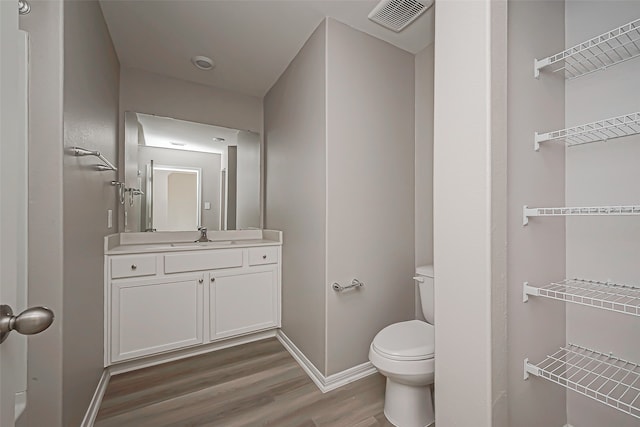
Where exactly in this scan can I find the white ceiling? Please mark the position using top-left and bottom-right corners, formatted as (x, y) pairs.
(99, 0), (435, 97)
(137, 113), (239, 154)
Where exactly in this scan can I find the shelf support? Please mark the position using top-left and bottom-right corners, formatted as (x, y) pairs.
(523, 358), (538, 380)
(522, 282), (538, 303)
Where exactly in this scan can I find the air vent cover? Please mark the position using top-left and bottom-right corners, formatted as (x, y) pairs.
(368, 0), (432, 32)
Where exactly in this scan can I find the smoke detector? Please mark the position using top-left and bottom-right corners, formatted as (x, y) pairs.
(191, 55), (215, 71)
(368, 0), (433, 32)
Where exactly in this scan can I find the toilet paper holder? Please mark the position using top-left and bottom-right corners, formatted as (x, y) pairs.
(332, 279), (365, 292)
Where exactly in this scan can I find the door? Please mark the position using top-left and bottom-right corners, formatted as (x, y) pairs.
(110, 274), (204, 363)
(1, 2), (53, 425)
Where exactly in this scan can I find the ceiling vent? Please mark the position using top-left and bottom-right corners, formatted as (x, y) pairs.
(368, 0), (433, 32)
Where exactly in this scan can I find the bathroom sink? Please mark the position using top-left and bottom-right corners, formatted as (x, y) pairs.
(170, 241), (234, 248)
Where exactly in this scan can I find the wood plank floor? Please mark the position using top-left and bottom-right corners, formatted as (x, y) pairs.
(95, 338), (395, 427)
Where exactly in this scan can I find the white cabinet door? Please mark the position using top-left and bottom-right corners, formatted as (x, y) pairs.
(111, 274), (204, 362)
(210, 266), (278, 340)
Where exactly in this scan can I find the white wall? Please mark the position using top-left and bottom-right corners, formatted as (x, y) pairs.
(325, 18), (415, 375)
(506, 1), (567, 426)
(118, 67), (263, 231)
(264, 22), (328, 372)
(565, 2), (640, 426)
(236, 131), (261, 229)
(433, 1), (508, 425)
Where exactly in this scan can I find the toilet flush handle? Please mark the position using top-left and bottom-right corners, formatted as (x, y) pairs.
(413, 276), (425, 283)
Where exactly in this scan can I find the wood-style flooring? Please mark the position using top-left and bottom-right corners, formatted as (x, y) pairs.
(94, 338), (394, 427)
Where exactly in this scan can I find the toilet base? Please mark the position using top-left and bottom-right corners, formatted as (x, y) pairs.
(383, 378), (434, 427)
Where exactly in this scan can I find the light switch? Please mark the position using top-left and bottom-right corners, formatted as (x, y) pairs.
(107, 209), (113, 229)
(204, 202), (211, 210)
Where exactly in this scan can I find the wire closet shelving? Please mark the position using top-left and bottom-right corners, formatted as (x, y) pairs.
(534, 18), (640, 79)
(525, 344), (640, 420)
(522, 205), (640, 225)
(523, 279), (640, 317)
(534, 112), (640, 151)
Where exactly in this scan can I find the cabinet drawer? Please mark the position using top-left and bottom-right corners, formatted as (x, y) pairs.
(248, 247), (279, 266)
(111, 255), (157, 279)
(164, 249), (243, 274)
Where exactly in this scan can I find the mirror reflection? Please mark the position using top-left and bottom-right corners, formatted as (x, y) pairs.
(123, 112), (261, 232)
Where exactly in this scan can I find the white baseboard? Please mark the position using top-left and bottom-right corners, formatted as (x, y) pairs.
(276, 330), (377, 393)
(81, 369), (111, 427)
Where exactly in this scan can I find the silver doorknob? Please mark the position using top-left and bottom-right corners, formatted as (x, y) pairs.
(0, 305), (54, 344)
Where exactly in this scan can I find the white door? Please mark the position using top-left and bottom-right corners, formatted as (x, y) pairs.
(1, 2), (52, 425)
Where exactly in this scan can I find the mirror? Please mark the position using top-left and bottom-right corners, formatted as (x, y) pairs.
(123, 112), (261, 232)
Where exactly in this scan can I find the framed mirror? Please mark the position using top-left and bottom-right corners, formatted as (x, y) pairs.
(123, 112), (261, 232)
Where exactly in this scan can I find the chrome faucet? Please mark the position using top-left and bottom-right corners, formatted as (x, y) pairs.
(195, 227), (211, 243)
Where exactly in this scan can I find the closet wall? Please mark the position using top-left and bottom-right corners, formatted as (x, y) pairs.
(565, 2), (640, 426)
(506, 1), (567, 425)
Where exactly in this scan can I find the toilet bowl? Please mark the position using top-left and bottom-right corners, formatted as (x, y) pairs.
(369, 266), (435, 427)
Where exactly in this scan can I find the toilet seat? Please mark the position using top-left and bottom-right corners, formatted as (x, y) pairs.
(372, 320), (434, 361)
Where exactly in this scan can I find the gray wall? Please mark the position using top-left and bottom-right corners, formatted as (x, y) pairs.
(415, 44), (434, 270)
(325, 19), (415, 375)
(507, 1), (567, 426)
(236, 131), (261, 229)
(264, 22), (328, 373)
(565, 2), (640, 426)
(118, 67), (263, 231)
(137, 146), (221, 231)
(18, 1), (65, 425)
(62, 1), (120, 425)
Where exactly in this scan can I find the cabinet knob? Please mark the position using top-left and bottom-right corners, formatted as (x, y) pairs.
(131, 264), (137, 270)
(198, 278), (204, 284)
(262, 255), (267, 259)
(211, 277), (215, 283)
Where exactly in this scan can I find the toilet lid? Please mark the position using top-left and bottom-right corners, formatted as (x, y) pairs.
(372, 320), (434, 361)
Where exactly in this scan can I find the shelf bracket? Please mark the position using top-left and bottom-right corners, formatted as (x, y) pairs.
(533, 58), (542, 79)
(522, 205), (534, 226)
(533, 132), (545, 151)
(523, 282), (538, 303)
(523, 358), (538, 380)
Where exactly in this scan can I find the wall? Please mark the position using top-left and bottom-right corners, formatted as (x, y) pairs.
(414, 43), (434, 319)
(18, 1), (65, 425)
(137, 146), (221, 231)
(62, 1), (120, 425)
(236, 131), (261, 229)
(565, 2), (640, 426)
(264, 22), (328, 372)
(507, 1), (567, 426)
(433, 1), (509, 425)
(118, 67), (263, 231)
(325, 19), (415, 375)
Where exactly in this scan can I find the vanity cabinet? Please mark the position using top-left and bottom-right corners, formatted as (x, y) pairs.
(110, 273), (204, 363)
(209, 265), (278, 340)
(104, 233), (282, 367)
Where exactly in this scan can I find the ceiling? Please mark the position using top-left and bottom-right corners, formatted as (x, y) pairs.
(99, 0), (435, 97)
(137, 113), (240, 154)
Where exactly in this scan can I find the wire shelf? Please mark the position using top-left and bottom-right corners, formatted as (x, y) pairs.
(534, 112), (640, 150)
(523, 205), (640, 225)
(534, 18), (640, 79)
(525, 344), (640, 419)
(523, 279), (640, 317)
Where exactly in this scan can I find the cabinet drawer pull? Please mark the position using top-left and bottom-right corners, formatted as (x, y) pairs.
(211, 277), (215, 283)
(198, 278), (204, 284)
(131, 264), (137, 270)
(262, 255), (267, 259)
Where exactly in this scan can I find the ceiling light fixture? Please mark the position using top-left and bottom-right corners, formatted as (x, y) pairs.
(191, 55), (215, 71)
(212, 137), (225, 142)
(170, 142), (186, 146)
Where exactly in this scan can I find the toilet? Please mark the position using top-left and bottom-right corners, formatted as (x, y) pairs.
(369, 265), (435, 427)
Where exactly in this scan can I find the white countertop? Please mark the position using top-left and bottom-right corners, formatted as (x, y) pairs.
(105, 230), (282, 255)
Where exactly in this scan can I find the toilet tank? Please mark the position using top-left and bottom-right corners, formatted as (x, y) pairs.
(415, 265), (434, 324)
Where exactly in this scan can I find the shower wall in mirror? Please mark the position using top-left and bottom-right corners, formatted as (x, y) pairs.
(123, 112), (261, 232)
